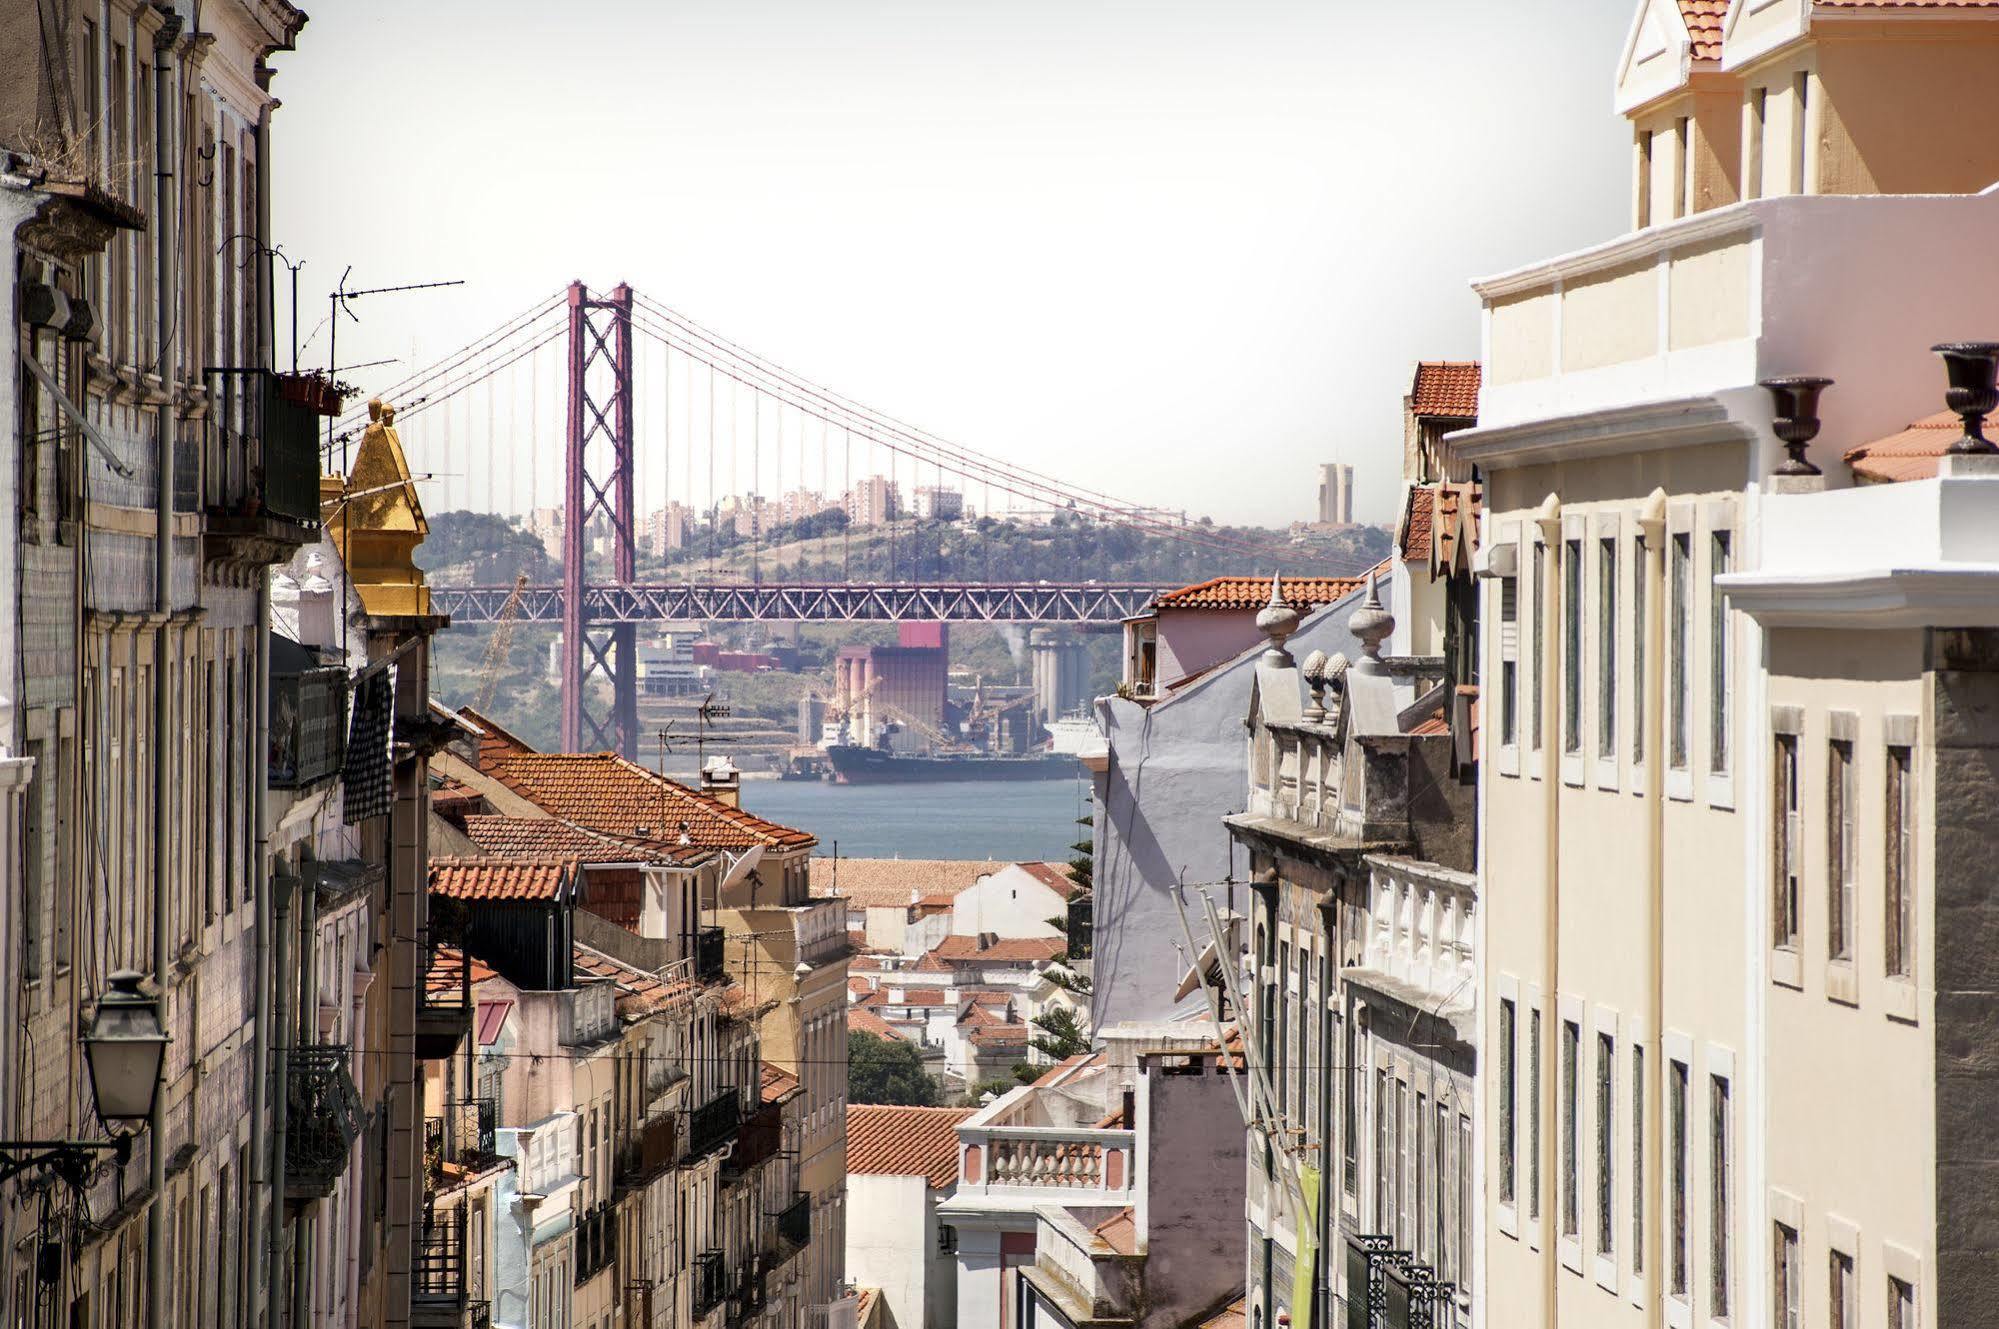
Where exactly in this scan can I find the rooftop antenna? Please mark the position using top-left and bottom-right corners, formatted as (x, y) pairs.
(326, 267), (465, 468)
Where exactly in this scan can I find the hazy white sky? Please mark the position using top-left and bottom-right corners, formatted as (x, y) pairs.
(271, 1), (1635, 528)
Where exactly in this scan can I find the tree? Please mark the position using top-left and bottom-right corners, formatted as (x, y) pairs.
(848, 1032), (940, 1106)
(1028, 1007), (1090, 1064)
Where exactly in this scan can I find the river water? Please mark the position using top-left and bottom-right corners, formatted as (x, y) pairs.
(734, 774), (1093, 862)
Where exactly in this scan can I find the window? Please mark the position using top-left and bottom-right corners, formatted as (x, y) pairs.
(1596, 1032), (1615, 1258)
(1632, 1045), (1645, 1274)
(1529, 1008), (1543, 1221)
(1774, 1224), (1800, 1329)
(1774, 733), (1800, 950)
(23, 740), (45, 980)
(1670, 1059), (1690, 1298)
(1636, 128), (1653, 228)
(1675, 117), (1691, 217)
(1344, 1009), (1362, 1197)
(1830, 739), (1856, 962)
(1501, 578), (1520, 747)
(1561, 1018), (1580, 1239)
(1458, 1113), (1472, 1291)
(1533, 542), (1546, 753)
(1887, 744), (1915, 979)
(1710, 1073), (1732, 1319)
(1564, 539), (1583, 755)
(1276, 941), (1290, 1118)
(1889, 1276), (1917, 1329)
(1830, 1250), (1855, 1329)
(1792, 72), (1810, 194)
(938, 1224), (958, 1254)
(1670, 533), (1691, 768)
(1747, 87), (1768, 201)
(1416, 1089), (1430, 1261)
(1634, 535), (1647, 765)
(1376, 1067), (1391, 1231)
(1599, 537), (1618, 759)
(1499, 998), (1517, 1206)
(1710, 531), (1732, 773)
(1396, 1078), (1410, 1248)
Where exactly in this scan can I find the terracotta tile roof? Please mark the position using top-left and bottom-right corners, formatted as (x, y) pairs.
(845, 1105), (974, 1187)
(929, 934), (1067, 966)
(1400, 486), (1435, 563)
(866, 987), (954, 1009)
(849, 976), (875, 996)
(424, 943), (498, 997)
(808, 857), (1001, 910)
(848, 1007), (905, 1040)
(460, 814), (706, 865)
(911, 952), (953, 973)
(479, 750), (815, 850)
(854, 1288), (884, 1329)
(968, 1024), (1031, 1049)
(1151, 575), (1365, 613)
(570, 943), (696, 1017)
(1091, 1208), (1138, 1256)
(761, 1064), (802, 1104)
(429, 856), (577, 903)
(1678, 0), (1727, 61)
(1844, 406), (1995, 484)
(1015, 862), (1078, 900)
(1200, 1297), (1248, 1329)
(1031, 1051), (1105, 1088)
(1408, 361), (1481, 420)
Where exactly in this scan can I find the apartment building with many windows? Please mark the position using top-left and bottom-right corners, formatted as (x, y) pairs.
(1469, 4), (1999, 1326)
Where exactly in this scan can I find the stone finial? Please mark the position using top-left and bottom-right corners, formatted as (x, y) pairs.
(1301, 649), (1330, 722)
(1933, 342), (1999, 455)
(1349, 569), (1394, 663)
(1255, 573), (1300, 665)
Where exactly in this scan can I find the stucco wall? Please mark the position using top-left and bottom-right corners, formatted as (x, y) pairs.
(1091, 590), (1374, 1032)
(1139, 1061), (1248, 1327)
(950, 866), (1065, 940)
(848, 1172), (935, 1329)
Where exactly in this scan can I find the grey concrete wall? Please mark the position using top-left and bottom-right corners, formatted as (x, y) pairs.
(1141, 1059), (1249, 1328)
(1091, 587), (1376, 1031)
(1929, 627), (1999, 1325)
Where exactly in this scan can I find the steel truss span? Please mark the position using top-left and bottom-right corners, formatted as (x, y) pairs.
(434, 582), (1167, 625)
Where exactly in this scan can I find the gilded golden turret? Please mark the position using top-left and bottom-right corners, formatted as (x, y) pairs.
(325, 398), (432, 618)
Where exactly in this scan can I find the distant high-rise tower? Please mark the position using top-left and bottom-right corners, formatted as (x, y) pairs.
(1317, 462), (1354, 525)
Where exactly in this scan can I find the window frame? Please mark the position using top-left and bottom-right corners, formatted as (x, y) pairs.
(1596, 518), (1621, 786)
(1497, 984), (1519, 1229)
(1771, 707), (1804, 989)
(1667, 510), (1694, 799)
(1707, 1047), (1735, 1328)
(1559, 999), (1583, 1272)
(1704, 504), (1737, 807)
(1593, 1006), (1620, 1293)
(1885, 714), (1919, 1021)
(1562, 522), (1585, 772)
(1665, 1030), (1694, 1329)
(1828, 712), (1859, 1005)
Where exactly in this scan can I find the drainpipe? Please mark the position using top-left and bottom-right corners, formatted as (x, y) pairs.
(269, 869), (294, 1329)
(148, 16), (182, 1328)
(1531, 493), (1561, 1324)
(1636, 488), (1667, 1329)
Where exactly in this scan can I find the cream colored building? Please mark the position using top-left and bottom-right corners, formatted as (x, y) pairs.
(1469, 4), (1999, 1327)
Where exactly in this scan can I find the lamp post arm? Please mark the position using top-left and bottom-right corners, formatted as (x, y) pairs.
(0, 1135), (134, 1192)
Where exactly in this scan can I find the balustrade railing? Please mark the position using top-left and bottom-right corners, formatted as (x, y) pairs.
(1360, 857), (1475, 1011)
(955, 1121), (1136, 1203)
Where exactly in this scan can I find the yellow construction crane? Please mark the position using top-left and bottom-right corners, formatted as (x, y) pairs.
(473, 573), (530, 714)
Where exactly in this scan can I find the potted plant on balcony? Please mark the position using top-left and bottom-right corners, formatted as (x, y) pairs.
(275, 371), (355, 417)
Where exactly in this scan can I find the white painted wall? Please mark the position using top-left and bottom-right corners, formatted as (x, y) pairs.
(949, 865), (1066, 941)
(847, 1173), (937, 1329)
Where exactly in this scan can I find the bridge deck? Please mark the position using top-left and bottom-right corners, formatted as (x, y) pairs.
(432, 582), (1170, 625)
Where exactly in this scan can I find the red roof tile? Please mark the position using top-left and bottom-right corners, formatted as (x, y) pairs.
(808, 858), (1001, 909)
(1151, 575), (1364, 612)
(425, 943), (498, 997)
(1015, 862), (1078, 900)
(848, 1007), (905, 1040)
(1844, 406), (1995, 484)
(968, 1024), (1031, 1049)
(1408, 361), (1481, 420)
(1030, 1051), (1105, 1088)
(928, 934), (1068, 966)
(1091, 1208), (1138, 1256)
(845, 1105), (974, 1188)
(1201, 1298), (1248, 1329)
(1678, 0), (1727, 61)
(761, 1064), (802, 1104)
(461, 814), (706, 865)
(1400, 486), (1435, 563)
(571, 944), (696, 1017)
(429, 856), (578, 903)
(477, 750), (814, 850)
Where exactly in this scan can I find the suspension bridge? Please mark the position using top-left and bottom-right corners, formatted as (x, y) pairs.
(329, 281), (1369, 754)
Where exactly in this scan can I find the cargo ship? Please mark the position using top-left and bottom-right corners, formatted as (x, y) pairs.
(821, 743), (1078, 784)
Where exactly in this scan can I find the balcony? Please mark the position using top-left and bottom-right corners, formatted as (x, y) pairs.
(728, 1255), (769, 1325)
(793, 896), (849, 968)
(412, 1205), (471, 1326)
(693, 1252), (728, 1318)
(573, 1205), (617, 1285)
(696, 926), (727, 982)
(725, 1102), (783, 1178)
(284, 1045), (363, 1201)
(1353, 855), (1476, 1022)
(426, 1100), (502, 1195)
(688, 1090), (742, 1161)
(952, 1087), (1134, 1209)
(774, 1192), (811, 1250)
(269, 660), (345, 790)
(202, 368), (322, 565)
(417, 938), (476, 1061)
(615, 1113), (679, 1190)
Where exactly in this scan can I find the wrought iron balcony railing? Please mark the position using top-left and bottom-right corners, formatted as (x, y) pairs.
(201, 367), (322, 545)
(725, 1101), (783, 1179)
(426, 1100), (502, 1193)
(774, 1192), (811, 1249)
(693, 1251), (728, 1318)
(696, 926), (727, 981)
(573, 1205), (617, 1284)
(615, 1113), (678, 1189)
(687, 1090), (742, 1162)
(269, 664), (346, 790)
(413, 1205), (468, 1307)
(284, 1045), (363, 1201)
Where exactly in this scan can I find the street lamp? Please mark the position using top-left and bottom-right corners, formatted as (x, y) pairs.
(0, 970), (168, 1190)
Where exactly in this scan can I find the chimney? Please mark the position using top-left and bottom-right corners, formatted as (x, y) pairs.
(700, 755), (741, 808)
